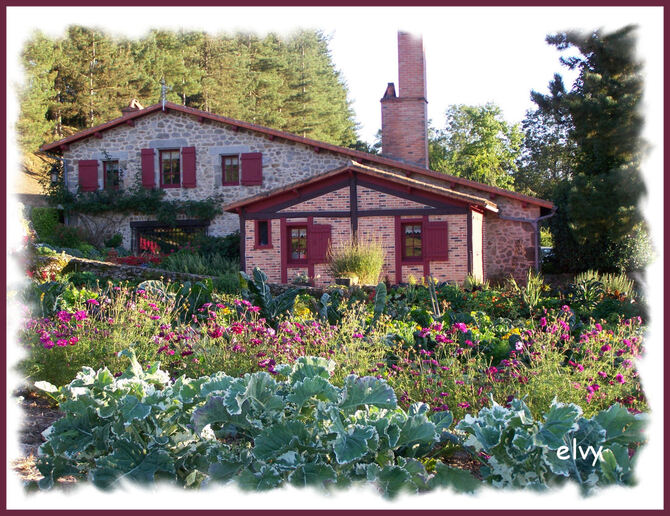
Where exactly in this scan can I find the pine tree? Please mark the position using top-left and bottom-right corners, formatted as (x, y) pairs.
(534, 26), (645, 272)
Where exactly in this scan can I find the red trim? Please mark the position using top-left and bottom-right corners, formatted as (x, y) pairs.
(181, 146), (196, 188)
(400, 218), (424, 264)
(394, 216), (402, 283)
(40, 101), (552, 210)
(159, 149), (181, 189)
(423, 215), (430, 279)
(78, 159), (99, 192)
(358, 174), (470, 209)
(103, 160), (120, 191)
(94, 132), (102, 139)
(254, 219), (273, 249)
(246, 173), (347, 213)
(280, 219), (288, 284)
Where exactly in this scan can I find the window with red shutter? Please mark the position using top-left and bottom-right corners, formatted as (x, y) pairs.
(401, 222), (423, 261)
(181, 146), (196, 188)
(78, 160), (99, 192)
(141, 148), (155, 189)
(240, 152), (262, 186)
(160, 149), (180, 188)
(287, 225), (307, 264)
(425, 221), (449, 261)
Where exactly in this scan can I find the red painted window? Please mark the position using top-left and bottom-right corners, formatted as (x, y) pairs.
(255, 220), (272, 249)
(222, 155), (240, 185)
(241, 152), (263, 185)
(103, 161), (120, 190)
(402, 222), (423, 261)
(288, 226), (307, 264)
(141, 148), (155, 188)
(181, 146), (196, 188)
(78, 160), (99, 192)
(160, 149), (180, 188)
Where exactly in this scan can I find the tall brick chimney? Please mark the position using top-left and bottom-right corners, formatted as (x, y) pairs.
(380, 31), (428, 168)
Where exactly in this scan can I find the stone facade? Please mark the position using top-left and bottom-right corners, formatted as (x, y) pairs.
(62, 109), (352, 248)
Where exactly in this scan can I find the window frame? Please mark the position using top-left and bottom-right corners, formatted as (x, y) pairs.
(222, 154), (241, 186)
(159, 149), (181, 189)
(286, 223), (308, 265)
(401, 220), (423, 262)
(103, 160), (121, 191)
(254, 219), (273, 249)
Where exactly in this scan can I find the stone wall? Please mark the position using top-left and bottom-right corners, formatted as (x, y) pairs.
(63, 109), (352, 248)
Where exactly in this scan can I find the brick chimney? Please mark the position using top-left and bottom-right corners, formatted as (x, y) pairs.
(380, 32), (429, 168)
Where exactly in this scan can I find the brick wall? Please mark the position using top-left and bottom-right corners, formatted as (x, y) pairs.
(425, 213), (468, 284)
(245, 218), (282, 282)
(380, 32), (428, 168)
(279, 187), (350, 213)
(357, 186), (430, 210)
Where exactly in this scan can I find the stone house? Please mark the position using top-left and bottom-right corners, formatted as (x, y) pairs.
(40, 32), (553, 286)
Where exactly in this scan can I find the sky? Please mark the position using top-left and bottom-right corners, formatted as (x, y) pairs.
(5, 5), (664, 511)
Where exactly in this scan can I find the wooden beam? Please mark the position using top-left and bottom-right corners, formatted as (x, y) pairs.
(59, 144), (69, 151)
(125, 119), (134, 126)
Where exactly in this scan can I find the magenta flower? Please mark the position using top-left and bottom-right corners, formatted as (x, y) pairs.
(601, 344), (612, 352)
(43, 340), (55, 349)
(598, 371), (607, 378)
(457, 402), (470, 409)
(86, 299), (99, 305)
(616, 374), (626, 384)
(68, 337), (79, 346)
(74, 310), (87, 321)
(57, 311), (72, 323)
(352, 332), (364, 339)
(454, 323), (468, 333)
(595, 323), (603, 332)
(56, 339), (67, 347)
(539, 317), (547, 328)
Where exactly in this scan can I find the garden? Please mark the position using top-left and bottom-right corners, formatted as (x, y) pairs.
(11, 212), (649, 499)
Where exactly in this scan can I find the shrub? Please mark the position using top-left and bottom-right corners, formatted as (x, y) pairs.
(328, 237), (385, 286)
(30, 207), (59, 241)
(103, 233), (123, 248)
(45, 224), (85, 248)
(159, 250), (238, 277)
(463, 274), (488, 292)
(190, 232), (240, 260)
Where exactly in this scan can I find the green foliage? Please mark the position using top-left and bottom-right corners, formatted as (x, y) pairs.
(240, 267), (301, 327)
(19, 28), (357, 149)
(35, 353), (479, 497)
(429, 103), (523, 189)
(508, 270), (546, 314)
(103, 233), (123, 248)
(462, 274), (489, 293)
(30, 207), (60, 241)
(534, 26), (645, 272)
(456, 397), (646, 493)
(327, 238), (386, 286)
(159, 251), (238, 277)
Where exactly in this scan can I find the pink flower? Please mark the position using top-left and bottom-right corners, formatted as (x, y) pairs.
(87, 299), (99, 306)
(57, 311), (72, 323)
(616, 374), (626, 384)
(43, 340), (55, 349)
(598, 371), (607, 378)
(595, 323), (603, 332)
(56, 339), (67, 347)
(352, 333), (364, 339)
(539, 317), (547, 328)
(454, 323), (468, 333)
(601, 344), (611, 352)
(74, 311), (87, 321)
(68, 337), (79, 346)
(457, 402), (470, 409)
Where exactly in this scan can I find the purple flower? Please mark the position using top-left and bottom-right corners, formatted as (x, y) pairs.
(86, 299), (99, 306)
(74, 310), (87, 321)
(57, 311), (72, 323)
(56, 339), (67, 347)
(539, 317), (547, 328)
(457, 402), (470, 409)
(352, 332), (364, 339)
(598, 371), (607, 378)
(454, 323), (468, 333)
(615, 374), (626, 384)
(601, 344), (612, 352)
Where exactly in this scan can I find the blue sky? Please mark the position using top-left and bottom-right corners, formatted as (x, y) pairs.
(6, 5), (664, 511)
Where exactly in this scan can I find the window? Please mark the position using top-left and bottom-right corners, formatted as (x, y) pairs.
(103, 160), (120, 190)
(288, 226), (307, 264)
(130, 220), (209, 254)
(160, 149), (180, 188)
(402, 222), (423, 260)
(255, 220), (272, 249)
(222, 155), (240, 185)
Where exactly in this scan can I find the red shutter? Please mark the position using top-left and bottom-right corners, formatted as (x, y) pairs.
(78, 160), (98, 192)
(141, 148), (155, 188)
(182, 146), (196, 188)
(425, 221), (449, 261)
(241, 152), (263, 186)
(308, 223), (332, 264)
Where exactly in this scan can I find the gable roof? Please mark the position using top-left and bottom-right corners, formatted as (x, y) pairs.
(40, 101), (553, 210)
(223, 161), (499, 214)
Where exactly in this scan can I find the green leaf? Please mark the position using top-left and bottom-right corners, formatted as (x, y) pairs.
(428, 462), (481, 493)
(34, 380), (59, 393)
(199, 372), (234, 397)
(237, 465), (283, 491)
(236, 372), (284, 415)
(91, 438), (174, 489)
(286, 375), (339, 410)
(192, 396), (230, 435)
(536, 401), (582, 450)
(118, 395), (152, 423)
(207, 460), (248, 483)
(289, 463), (337, 488)
(339, 375), (397, 412)
(396, 415), (437, 449)
(288, 356), (336, 384)
(430, 410), (454, 441)
(253, 421), (311, 461)
(333, 424), (378, 464)
(375, 465), (411, 498)
(594, 403), (646, 446)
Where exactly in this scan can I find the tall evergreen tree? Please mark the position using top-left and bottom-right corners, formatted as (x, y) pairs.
(533, 26), (645, 272)
(17, 32), (57, 152)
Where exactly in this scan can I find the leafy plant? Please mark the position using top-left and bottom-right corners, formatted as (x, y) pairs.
(240, 267), (301, 327)
(456, 397), (646, 493)
(35, 352), (479, 497)
(328, 237), (385, 285)
(30, 207), (59, 241)
(104, 233), (123, 248)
